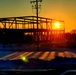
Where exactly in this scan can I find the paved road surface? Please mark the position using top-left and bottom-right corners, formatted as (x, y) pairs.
(0, 51), (76, 61)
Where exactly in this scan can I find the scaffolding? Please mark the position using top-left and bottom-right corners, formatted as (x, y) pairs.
(0, 16), (65, 43)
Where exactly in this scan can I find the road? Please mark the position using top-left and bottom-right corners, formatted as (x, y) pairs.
(0, 51), (76, 61)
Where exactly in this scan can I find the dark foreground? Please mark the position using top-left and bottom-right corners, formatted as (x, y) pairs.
(0, 57), (76, 75)
(0, 44), (76, 74)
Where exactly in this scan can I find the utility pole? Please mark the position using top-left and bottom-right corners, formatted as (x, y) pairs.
(30, 0), (42, 50)
(36, 0), (39, 50)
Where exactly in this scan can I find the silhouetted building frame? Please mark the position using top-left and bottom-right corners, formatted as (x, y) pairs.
(0, 16), (65, 43)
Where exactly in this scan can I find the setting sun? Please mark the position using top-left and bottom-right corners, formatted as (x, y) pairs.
(55, 22), (60, 29)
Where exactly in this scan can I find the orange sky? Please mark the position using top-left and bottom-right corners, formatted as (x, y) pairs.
(39, 0), (76, 32)
(0, 0), (76, 32)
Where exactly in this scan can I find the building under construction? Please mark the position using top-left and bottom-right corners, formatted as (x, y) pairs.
(0, 16), (65, 44)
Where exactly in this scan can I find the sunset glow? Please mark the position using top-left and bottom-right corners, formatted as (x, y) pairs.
(0, 0), (75, 32)
(52, 21), (61, 30)
(55, 22), (60, 29)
